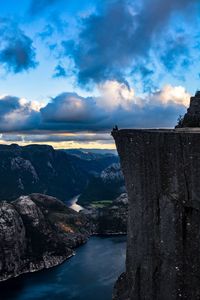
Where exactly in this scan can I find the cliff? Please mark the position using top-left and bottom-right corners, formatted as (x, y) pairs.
(112, 128), (200, 300)
(0, 194), (90, 282)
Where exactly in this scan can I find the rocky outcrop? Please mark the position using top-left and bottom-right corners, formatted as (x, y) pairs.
(112, 129), (200, 300)
(100, 163), (123, 182)
(0, 202), (27, 281)
(176, 91), (200, 127)
(82, 193), (128, 235)
(0, 194), (90, 282)
(78, 163), (125, 205)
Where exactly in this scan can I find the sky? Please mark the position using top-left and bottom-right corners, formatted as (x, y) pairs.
(0, 0), (199, 149)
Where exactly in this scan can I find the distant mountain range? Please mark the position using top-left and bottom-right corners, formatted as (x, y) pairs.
(78, 162), (125, 204)
(0, 145), (124, 203)
(62, 148), (117, 159)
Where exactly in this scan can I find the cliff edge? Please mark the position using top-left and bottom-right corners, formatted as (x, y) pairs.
(112, 128), (200, 300)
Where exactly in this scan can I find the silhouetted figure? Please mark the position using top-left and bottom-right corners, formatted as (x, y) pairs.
(113, 125), (118, 131)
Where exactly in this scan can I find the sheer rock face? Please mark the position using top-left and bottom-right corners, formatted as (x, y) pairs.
(0, 194), (90, 282)
(112, 129), (200, 300)
(0, 202), (26, 281)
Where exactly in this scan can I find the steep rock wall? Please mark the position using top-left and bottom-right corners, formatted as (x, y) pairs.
(112, 129), (200, 300)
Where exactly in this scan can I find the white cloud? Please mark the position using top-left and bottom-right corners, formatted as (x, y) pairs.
(19, 98), (45, 112)
(97, 80), (136, 111)
(150, 84), (191, 107)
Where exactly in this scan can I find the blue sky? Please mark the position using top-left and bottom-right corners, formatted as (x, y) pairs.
(0, 0), (199, 148)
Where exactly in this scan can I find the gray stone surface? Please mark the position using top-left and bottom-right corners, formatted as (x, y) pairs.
(0, 202), (26, 281)
(112, 129), (200, 300)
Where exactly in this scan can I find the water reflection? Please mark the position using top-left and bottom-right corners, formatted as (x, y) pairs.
(0, 236), (126, 300)
(67, 194), (84, 212)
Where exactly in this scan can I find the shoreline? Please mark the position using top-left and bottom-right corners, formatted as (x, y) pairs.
(0, 252), (75, 283)
(0, 234), (127, 283)
(0, 194), (127, 284)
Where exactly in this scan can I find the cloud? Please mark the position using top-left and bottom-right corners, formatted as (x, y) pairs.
(150, 85), (190, 107)
(97, 81), (135, 111)
(62, 0), (199, 86)
(40, 92), (107, 131)
(0, 19), (38, 73)
(158, 32), (191, 73)
(39, 24), (54, 40)
(53, 64), (67, 78)
(0, 95), (39, 132)
(0, 82), (190, 135)
(0, 133), (111, 143)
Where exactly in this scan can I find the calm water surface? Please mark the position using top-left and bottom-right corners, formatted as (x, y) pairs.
(0, 236), (126, 300)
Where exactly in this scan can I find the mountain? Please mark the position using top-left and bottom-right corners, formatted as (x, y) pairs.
(0, 192), (127, 282)
(82, 193), (128, 235)
(61, 149), (117, 158)
(78, 163), (125, 204)
(0, 193), (90, 282)
(0, 144), (121, 202)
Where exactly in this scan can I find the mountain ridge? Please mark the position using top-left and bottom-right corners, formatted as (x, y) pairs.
(0, 144), (123, 202)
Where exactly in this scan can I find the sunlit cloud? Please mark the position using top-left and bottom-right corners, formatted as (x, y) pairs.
(0, 84), (190, 139)
(97, 80), (136, 111)
(148, 85), (190, 107)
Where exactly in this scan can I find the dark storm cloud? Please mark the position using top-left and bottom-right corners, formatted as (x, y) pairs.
(63, 0), (199, 86)
(0, 19), (38, 73)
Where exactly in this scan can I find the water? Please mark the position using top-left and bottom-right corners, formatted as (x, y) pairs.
(0, 236), (126, 300)
(67, 194), (84, 212)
